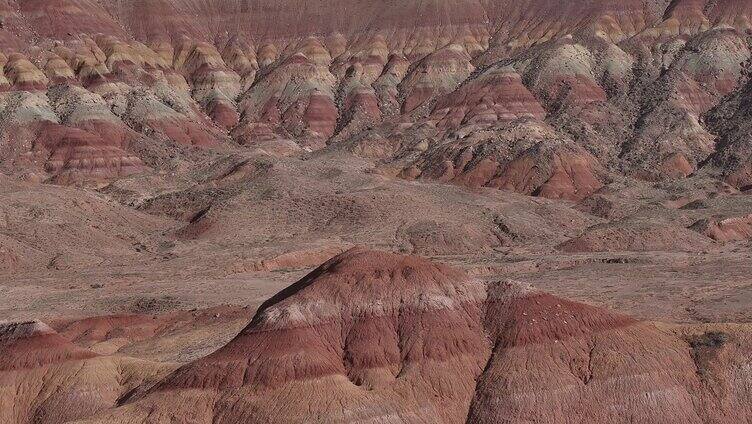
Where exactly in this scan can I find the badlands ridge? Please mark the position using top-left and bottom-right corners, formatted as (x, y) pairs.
(1, 0), (752, 423)
(3, 248), (752, 423)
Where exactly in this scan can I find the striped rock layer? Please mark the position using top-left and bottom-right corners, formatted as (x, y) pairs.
(0, 0), (750, 196)
(77, 248), (752, 424)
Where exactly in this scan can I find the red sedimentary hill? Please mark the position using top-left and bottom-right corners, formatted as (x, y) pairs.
(0, 0), (749, 196)
(0, 320), (171, 424)
(0, 320), (96, 370)
(1, 3), (752, 422)
(76, 248), (752, 423)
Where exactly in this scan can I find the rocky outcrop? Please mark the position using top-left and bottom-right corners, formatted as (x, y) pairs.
(399, 44), (475, 114)
(690, 214), (752, 242)
(401, 120), (605, 200)
(430, 66), (546, 128)
(33, 121), (146, 184)
(4, 53), (48, 91)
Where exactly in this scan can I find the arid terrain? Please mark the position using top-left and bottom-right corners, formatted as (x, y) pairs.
(1, 0), (752, 422)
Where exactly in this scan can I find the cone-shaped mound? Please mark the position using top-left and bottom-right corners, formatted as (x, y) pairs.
(0, 319), (97, 370)
(157, 246), (489, 408)
(82, 247), (752, 424)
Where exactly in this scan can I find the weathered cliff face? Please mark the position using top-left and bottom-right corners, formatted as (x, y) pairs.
(64, 248), (752, 423)
(0, 0), (750, 195)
